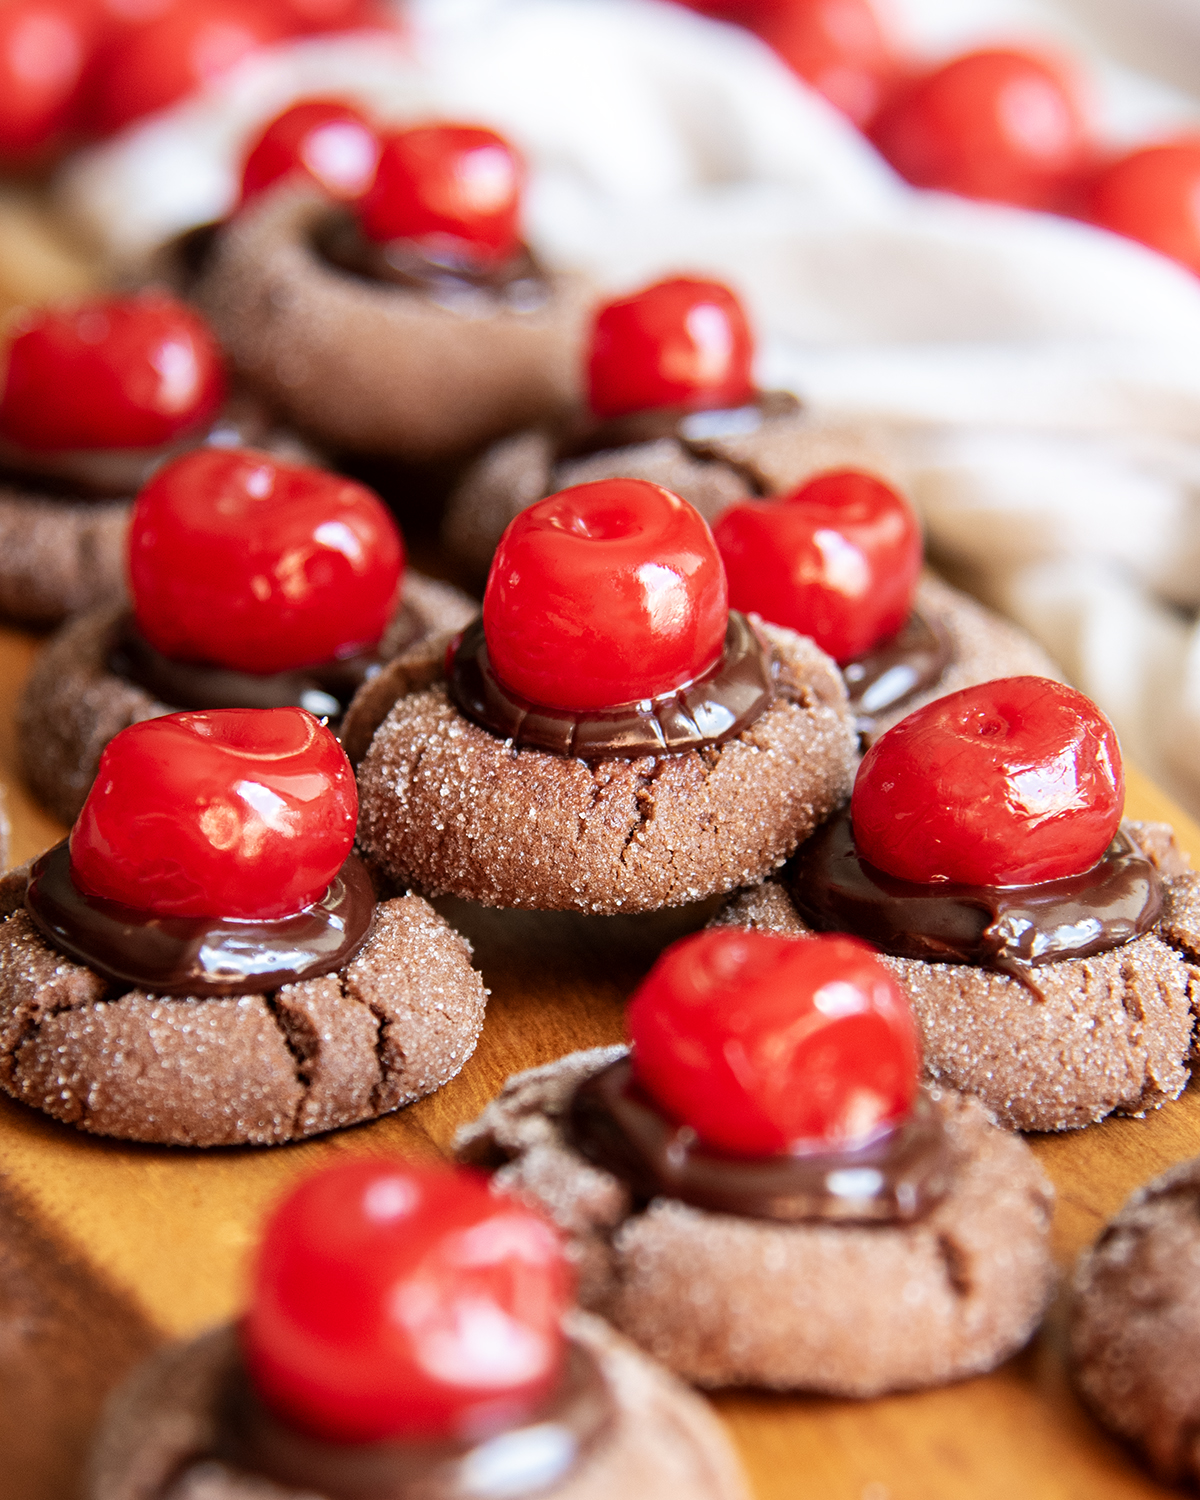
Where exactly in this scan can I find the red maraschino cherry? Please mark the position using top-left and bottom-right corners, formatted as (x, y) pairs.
(242, 1159), (572, 1444)
(239, 98), (381, 206)
(628, 927), (920, 1157)
(87, 0), (290, 136)
(587, 276), (756, 421)
(1082, 140), (1200, 278)
(0, 292), (226, 452)
(713, 468), (922, 662)
(851, 676), (1124, 887)
(870, 48), (1088, 209)
(69, 707), (357, 919)
(0, 0), (96, 161)
(357, 124), (525, 266)
(482, 478), (728, 713)
(129, 447), (404, 676)
(751, 0), (896, 128)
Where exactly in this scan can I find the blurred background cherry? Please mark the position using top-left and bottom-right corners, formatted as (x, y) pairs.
(272, 0), (390, 33)
(869, 47), (1090, 209)
(1081, 139), (1200, 276)
(0, 0), (99, 164)
(677, 0), (897, 126)
(0, 0), (401, 161)
(85, 0), (293, 135)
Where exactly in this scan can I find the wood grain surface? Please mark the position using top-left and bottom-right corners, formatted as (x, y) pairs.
(0, 197), (1196, 1500)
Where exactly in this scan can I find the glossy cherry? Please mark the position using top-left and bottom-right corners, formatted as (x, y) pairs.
(69, 707), (357, 920)
(242, 1159), (571, 1444)
(1082, 141), (1200, 277)
(851, 676), (1124, 887)
(713, 468), (921, 662)
(129, 447), (403, 676)
(870, 48), (1088, 209)
(87, 0), (290, 135)
(628, 927), (920, 1157)
(482, 478), (728, 713)
(239, 98), (380, 206)
(357, 124), (525, 265)
(0, 293), (226, 452)
(0, 0), (96, 161)
(587, 277), (756, 421)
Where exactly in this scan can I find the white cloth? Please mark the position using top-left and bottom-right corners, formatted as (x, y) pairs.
(53, 0), (1200, 811)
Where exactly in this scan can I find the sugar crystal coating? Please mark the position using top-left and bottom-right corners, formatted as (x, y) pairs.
(357, 622), (857, 914)
(0, 873), (487, 1147)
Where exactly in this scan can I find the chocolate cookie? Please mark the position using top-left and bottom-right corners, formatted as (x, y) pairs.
(1070, 1159), (1200, 1484)
(87, 1315), (749, 1500)
(0, 489), (128, 627)
(192, 189), (593, 464)
(352, 620), (857, 914)
(456, 1047), (1055, 1394)
(17, 571), (476, 828)
(442, 403), (903, 580)
(712, 821), (1200, 1133)
(0, 860), (486, 1148)
(851, 571), (1060, 740)
(0, 400), (314, 628)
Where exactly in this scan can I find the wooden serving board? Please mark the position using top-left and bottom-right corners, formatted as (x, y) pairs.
(0, 194), (1197, 1500)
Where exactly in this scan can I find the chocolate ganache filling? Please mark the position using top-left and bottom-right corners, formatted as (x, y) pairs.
(315, 209), (552, 314)
(557, 389), (801, 466)
(843, 608), (953, 741)
(25, 841), (375, 996)
(568, 1057), (954, 1224)
(215, 1338), (616, 1500)
(0, 395), (279, 501)
(107, 607), (424, 719)
(447, 611), (775, 760)
(786, 806), (1162, 991)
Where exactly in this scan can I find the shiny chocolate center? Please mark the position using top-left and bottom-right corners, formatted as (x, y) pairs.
(0, 396), (275, 501)
(447, 611), (774, 760)
(25, 842), (375, 997)
(107, 610), (419, 720)
(556, 389), (800, 465)
(785, 807), (1162, 994)
(568, 1057), (954, 1224)
(843, 608), (953, 740)
(215, 1339), (615, 1500)
(315, 210), (551, 313)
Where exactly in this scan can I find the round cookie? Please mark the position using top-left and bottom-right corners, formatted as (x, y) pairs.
(1070, 1159), (1200, 1484)
(0, 401), (314, 629)
(456, 1046), (1055, 1394)
(18, 571), (476, 828)
(711, 820), (1200, 1132)
(0, 861), (487, 1148)
(351, 620), (857, 914)
(442, 404), (905, 581)
(191, 188), (593, 464)
(87, 1316), (750, 1500)
(0, 488), (128, 627)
